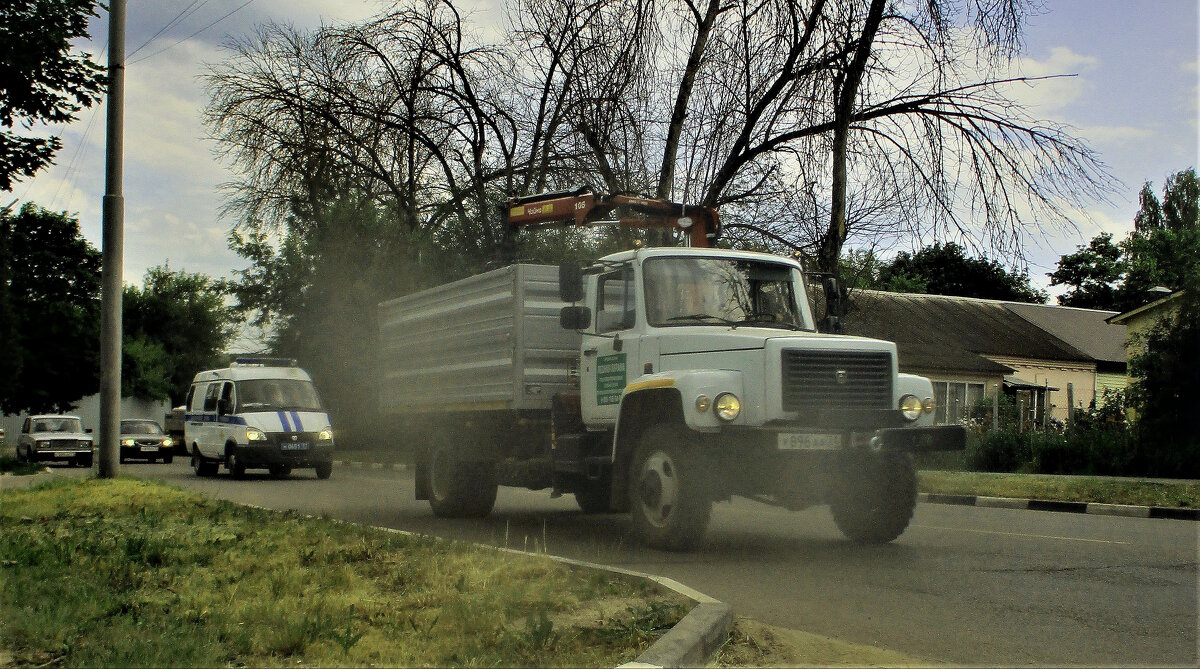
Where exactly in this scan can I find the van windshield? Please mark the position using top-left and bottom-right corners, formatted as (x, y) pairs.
(235, 379), (324, 412)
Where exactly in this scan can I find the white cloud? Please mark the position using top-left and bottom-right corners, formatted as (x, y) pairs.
(1003, 47), (1099, 115)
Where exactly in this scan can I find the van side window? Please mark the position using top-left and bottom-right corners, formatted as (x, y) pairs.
(185, 385), (196, 412)
(220, 382), (234, 412)
(203, 383), (220, 412)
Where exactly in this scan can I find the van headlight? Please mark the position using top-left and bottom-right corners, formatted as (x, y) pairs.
(246, 428), (268, 442)
(899, 394), (923, 421)
(714, 393), (741, 422)
(318, 428), (333, 441)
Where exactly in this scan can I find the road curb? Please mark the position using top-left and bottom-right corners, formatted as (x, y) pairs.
(920, 492), (1200, 521)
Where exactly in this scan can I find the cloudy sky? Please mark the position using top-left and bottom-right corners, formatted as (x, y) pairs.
(9, 0), (1199, 298)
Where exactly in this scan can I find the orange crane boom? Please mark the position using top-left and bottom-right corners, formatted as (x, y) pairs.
(505, 188), (718, 248)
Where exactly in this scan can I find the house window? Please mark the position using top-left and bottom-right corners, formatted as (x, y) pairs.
(932, 381), (987, 425)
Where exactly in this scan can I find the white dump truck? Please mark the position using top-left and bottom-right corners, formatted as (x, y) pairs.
(378, 190), (965, 550)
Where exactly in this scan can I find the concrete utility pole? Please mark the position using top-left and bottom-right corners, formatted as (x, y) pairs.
(98, 0), (126, 478)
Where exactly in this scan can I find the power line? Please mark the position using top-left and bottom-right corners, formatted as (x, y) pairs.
(129, 0), (257, 65)
(128, 0), (212, 60)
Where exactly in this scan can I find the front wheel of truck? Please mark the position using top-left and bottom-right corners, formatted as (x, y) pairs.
(829, 451), (918, 544)
(629, 426), (711, 551)
(427, 442), (497, 518)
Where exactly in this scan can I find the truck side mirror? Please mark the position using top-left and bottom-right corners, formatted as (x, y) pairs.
(560, 305), (591, 330)
(559, 263), (584, 303)
(823, 276), (844, 333)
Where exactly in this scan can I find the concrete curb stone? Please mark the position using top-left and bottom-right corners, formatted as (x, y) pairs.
(919, 492), (1199, 521)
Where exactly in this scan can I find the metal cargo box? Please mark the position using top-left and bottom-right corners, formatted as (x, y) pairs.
(378, 264), (581, 413)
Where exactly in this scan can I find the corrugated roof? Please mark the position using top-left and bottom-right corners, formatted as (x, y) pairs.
(841, 290), (1119, 374)
(1002, 302), (1127, 365)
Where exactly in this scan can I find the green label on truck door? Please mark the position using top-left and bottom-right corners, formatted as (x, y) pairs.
(596, 353), (627, 406)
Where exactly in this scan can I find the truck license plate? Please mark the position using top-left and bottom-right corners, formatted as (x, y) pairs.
(777, 433), (841, 450)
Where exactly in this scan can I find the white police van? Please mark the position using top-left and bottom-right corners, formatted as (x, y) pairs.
(185, 358), (334, 479)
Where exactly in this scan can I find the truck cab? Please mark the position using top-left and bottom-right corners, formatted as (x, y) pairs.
(559, 247), (964, 549)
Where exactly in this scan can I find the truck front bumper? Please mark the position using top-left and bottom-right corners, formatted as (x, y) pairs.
(872, 425), (967, 453)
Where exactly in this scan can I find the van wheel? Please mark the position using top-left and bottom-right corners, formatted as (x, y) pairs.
(829, 452), (918, 544)
(629, 425), (711, 551)
(227, 450), (247, 479)
(192, 447), (217, 477)
(426, 441), (496, 518)
(315, 461), (333, 479)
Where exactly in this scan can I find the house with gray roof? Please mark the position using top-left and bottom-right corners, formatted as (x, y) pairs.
(842, 290), (1127, 427)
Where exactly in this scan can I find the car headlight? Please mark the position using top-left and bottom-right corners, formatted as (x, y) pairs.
(318, 428), (333, 441)
(899, 394), (923, 421)
(245, 428), (268, 442)
(922, 397), (935, 414)
(714, 393), (741, 422)
(162, 437), (174, 448)
(122, 438), (135, 447)
(36, 440), (46, 448)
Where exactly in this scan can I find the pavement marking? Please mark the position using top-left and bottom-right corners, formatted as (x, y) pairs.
(915, 524), (1132, 545)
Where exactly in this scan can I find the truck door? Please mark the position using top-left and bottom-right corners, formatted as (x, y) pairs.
(581, 264), (640, 427)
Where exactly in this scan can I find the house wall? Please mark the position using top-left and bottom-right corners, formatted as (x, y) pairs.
(985, 356), (1097, 421)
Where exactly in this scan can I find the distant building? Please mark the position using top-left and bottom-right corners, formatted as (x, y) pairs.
(842, 291), (1128, 427)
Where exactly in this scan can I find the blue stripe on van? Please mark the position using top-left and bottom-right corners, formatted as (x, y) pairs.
(185, 414), (247, 425)
(278, 411), (291, 432)
(291, 411), (303, 431)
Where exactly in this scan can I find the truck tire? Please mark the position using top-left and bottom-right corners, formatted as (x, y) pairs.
(629, 425), (711, 551)
(829, 451), (918, 544)
(426, 442), (497, 518)
(574, 478), (613, 514)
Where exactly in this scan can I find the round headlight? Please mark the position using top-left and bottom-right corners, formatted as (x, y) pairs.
(899, 394), (923, 421)
(695, 395), (711, 413)
(922, 397), (935, 414)
(318, 428), (333, 441)
(714, 393), (741, 422)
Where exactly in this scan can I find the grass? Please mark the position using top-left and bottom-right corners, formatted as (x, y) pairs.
(918, 470), (1200, 508)
(0, 477), (688, 667)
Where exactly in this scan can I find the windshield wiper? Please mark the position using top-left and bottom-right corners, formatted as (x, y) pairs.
(666, 313), (739, 326)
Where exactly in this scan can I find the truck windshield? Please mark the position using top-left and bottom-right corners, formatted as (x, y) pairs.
(643, 257), (812, 330)
(235, 379), (324, 412)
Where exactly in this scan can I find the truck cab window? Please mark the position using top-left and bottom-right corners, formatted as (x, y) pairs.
(595, 266), (635, 333)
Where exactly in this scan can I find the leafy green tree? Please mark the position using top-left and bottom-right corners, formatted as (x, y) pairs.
(0, 0), (107, 191)
(1122, 169), (1200, 305)
(122, 265), (240, 404)
(0, 203), (101, 413)
(1048, 232), (1124, 309)
(1049, 168), (1199, 312)
(1126, 290), (1200, 477)
(867, 243), (1047, 302)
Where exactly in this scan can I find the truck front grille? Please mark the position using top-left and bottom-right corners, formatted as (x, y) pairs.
(781, 350), (893, 414)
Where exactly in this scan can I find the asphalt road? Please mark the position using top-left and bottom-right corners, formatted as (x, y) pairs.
(71, 460), (1200, 666)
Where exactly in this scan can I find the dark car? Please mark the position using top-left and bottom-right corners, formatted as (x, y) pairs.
(120, 419), (175, 464)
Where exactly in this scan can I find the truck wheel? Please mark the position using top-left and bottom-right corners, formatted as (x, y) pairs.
(829, 452), (918, 544)
(629, 426), (711, 551)
(574, 478), (613, 514)
(192, 447), (218, 477)
(315, 461), (333, 480)
(426, 442), (497, 518)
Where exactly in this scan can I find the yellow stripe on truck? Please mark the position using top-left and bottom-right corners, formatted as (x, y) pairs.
(625, 378), (676, 393)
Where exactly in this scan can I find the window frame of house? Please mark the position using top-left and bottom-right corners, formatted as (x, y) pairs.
(931, 380), (987, 425)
